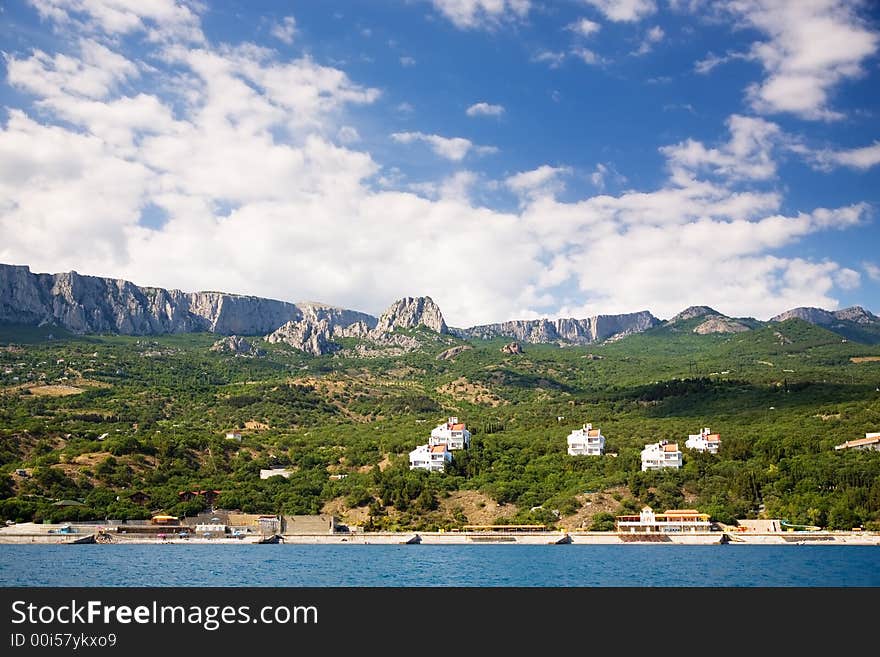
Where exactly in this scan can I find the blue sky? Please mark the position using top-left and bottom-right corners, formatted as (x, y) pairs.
(0, 0), (878, 327)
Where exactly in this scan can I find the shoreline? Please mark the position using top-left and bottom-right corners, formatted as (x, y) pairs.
(1, 525), (878, 546)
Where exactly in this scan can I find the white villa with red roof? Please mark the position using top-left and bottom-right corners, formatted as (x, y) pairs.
(641, 440), (683, 471)
(409, 444), (452, 472)
(834, 432), (880, 452)
(567, 423), (605, 456)
(685, 427), (721, 454)
(429, 416), (471, 450)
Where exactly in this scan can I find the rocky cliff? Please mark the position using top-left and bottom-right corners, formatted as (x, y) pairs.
(374, 296), (447, 334)
(266, 296), (448, 356)
(453, 311), (659, 345)
(670, 306), (719, 323)
(0, 264), (375, 337)
(770, 306), (879, 325)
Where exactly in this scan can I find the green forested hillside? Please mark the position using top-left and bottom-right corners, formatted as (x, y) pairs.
(1, 319), (879, 531)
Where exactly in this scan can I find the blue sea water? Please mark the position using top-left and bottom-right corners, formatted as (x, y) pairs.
(1, 545), (879, 586)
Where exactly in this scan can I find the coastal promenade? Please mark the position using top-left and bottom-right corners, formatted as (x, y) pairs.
(1, 522), (878, 545)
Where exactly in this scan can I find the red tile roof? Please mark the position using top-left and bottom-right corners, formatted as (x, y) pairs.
(837, 435), (880, 448)
(663, 443), (679, 452)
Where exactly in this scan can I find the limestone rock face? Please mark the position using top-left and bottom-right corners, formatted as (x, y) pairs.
(265, 319), (336, 356)
(436, 345), (473, 361)
(374, 296), (447, 335)
(210, 335), (266, 356)
(832, 306), (877, 324)
(670, 306), (719, 323)
(0, 264), (379, 338)
(770, 306), (838, 325)
(454, 311), (659, 345)
(693, 317), (751, 334)
(500, 341), (523, 354)
(768, 306), (880, 325)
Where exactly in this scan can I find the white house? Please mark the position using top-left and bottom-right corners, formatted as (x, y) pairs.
(685, 427), (721, 454)
(260, 467), (293, 479)
(615, 507), (712, 533)
(225, 431), (242, 442)
(429, 416), (470, 450)
(834, 432), (880, 451)
(641, 440), (682, 471)
(567, 423), (605, 456)
(409, 444), (452, 472)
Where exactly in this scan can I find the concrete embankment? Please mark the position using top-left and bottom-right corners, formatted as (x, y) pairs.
(1, 523), (877, 545)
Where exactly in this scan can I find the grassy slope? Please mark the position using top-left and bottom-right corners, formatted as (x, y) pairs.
(1, 320), (879, 530)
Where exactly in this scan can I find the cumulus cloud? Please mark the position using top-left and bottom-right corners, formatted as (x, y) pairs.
(7, 39), (138, 99)
(716, 1), (879, 120)
(570, 47), (603, 65)
(337, 125), (361, 144)
(807, 141), (880, 171)
(466, 102), (505, 117)
(391, 131), (498, 161)
(532, 50), (567, 68)
(430, 0), (531, 30)
(566, 18), (601, 37)
(506, 165), (572, 200)
(28, 0), (205, 43)
(632, 25), (664, 56)
(661, 114), (782, 181)
(399, 56), (416, 67)
(582, 0), (656, 22)
(0, 1), (870, 327)
(864, 262), (880, 282)
(271, 16), (296, 44)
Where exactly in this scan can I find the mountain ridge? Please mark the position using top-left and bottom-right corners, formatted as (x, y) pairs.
(1, 263), (878, 348)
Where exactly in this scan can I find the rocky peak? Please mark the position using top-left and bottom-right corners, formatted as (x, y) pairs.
(265, 318), (336, 356)
(374, 296), (447, 335)
(500, 341), (524, 354)
(833, 306), (878, 324)
(670, 306), (721, 323)
(770, 307), (836, 325)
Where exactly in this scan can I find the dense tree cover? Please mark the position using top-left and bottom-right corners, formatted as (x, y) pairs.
(1, 318), (879, 530)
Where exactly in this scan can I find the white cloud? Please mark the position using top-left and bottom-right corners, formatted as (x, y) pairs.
(590, 163), (608, 190)
(566, 18), (601, 37)
(0, 1), (871, 329)
(7, 39), (138, 100)
(399, 56), (416, 67)
(466, 102), (505, 117)
(391, 131), (498, 161)
(337, 126), (361, 144)
(532, 50), (566, 68)
(661, 114), (782, 181)
(506, 165), (572, 199)
(396, 102), (415, 113)
(570, 47), (602, 65)
(271, 16), (296, 45)
(694, 50), (751, 75)
(864, 262), (880, 282)
(719, 0), (880, 120)
(582, 0), (656, 22)
(589, 162), (627, 191)
(430, 0), (531, 29)
(808, 141), (880, 171)
(28, 0), (205, 43)
(632, 25), (664, 56)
